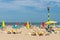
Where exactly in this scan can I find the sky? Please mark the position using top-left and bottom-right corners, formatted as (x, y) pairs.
(0, 0), (60, 23)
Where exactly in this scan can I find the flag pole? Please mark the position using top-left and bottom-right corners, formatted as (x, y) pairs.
(47, 6), (50, 28)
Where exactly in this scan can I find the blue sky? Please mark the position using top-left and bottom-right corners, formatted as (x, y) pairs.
(0, 0), (60, 22)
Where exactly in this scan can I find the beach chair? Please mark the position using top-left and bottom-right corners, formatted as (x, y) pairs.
(11, 30), (16, 34)
(45, 27), (52, 33)
(49, 27), (57, 34)
(6, 30), (11, 34)
(37, 32), (44, 36)
(31, 32), (36, 36)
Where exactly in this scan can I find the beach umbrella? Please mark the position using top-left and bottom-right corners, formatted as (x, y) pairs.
(45, 21), (57, 25)
(2, 20), (5, 28)
(45, 21), (57, 28)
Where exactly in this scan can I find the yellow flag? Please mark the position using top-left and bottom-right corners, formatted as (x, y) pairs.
(26, 21), (30, 29)
(2, 20), (5, 28)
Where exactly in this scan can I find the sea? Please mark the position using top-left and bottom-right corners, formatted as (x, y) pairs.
(0, 22), (60, 28)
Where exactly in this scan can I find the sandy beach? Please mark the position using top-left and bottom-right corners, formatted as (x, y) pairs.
(0, 33), (60, 40)
(0, 26), (60, 40)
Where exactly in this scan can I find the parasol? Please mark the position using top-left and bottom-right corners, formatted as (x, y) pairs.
(45, 21), (57, 25)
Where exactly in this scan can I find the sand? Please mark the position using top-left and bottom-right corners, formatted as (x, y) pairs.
(0, 26), (60, 40)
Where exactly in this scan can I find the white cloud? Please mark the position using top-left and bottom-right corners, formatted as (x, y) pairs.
(0, 0), (60, 10)
(54, 3), (60, 7)
(0, 0), (47, 10)
(44, 0), (60, 2)
(43, 0), (60, 7)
